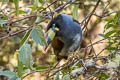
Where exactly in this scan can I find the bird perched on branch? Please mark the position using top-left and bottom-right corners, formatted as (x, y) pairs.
(45, 14), (82, 61)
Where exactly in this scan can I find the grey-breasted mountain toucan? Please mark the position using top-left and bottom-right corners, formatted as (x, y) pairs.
(45, 14), (82, 61)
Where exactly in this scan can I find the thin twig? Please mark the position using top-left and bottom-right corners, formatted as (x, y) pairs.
(8, 0), (59, 25)
(21, 69), (49, 80)
(81, 0), (101, 30)
(82, 0), (101, 56)
(0, 25), (33, 41)
(93, 11), (120, 18)
(0, 0), (72, 41)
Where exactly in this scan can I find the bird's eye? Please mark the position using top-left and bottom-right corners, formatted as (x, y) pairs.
(52, 27), (59, 32)
(51, 24), (60, 32)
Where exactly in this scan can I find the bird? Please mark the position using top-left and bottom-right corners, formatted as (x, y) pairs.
(45, 14), (82, 61)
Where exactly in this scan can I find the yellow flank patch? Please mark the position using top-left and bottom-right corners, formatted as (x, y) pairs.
(55, 27), (60, 31)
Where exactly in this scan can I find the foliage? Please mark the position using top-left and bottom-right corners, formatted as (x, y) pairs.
(0, 0), (120, 80)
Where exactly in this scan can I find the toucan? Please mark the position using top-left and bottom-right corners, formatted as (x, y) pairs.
(45, 14), (82, 61)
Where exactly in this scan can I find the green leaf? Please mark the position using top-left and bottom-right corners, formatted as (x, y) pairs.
(33, 0), (39, 10)
(104, 23), (114, 31)
(18, 60), (23, 77)
(62, 74), (70, 80)
(37, 6), (44, 11)
(2, 0), (5, 4)
(104, 18), (114, 23)
(53, 72), (59, 80)
(100, 1), (104, 6)
(35, 17), (41, 23)
(107, 47), (116, 50)
(96, 72), (101, 77)
(72, 0), (75, 2)
(39, 0), (43, 3)
(100, 73), (109, 80)
(73, 5), (79, 20)
(8, 76), (19, 80)
(98, 33), (105, 38)
(61, 68), (69, 74)
(0, 14), (7, 20)
(0, 71), (18, 78)
(12, 10), (28, 15)
(31, 26), (47, 46)
(96, 72), (109, 80)
(116, 12), (120, 17)
(20, 29), (32, 47)
(35, 66), (48, 70)
(1, 0), (8, 5)
(30, 60), (34, 70)
(13, 0), (19, 15)
(11, 36), (21, 44)
(104, 29), (119, 38)
(0, 20), (7, 25)
(29, 6), (35, 10)
(19, 43), (32, 68)
(114, 12), (120, 23)
(19, 10), (28, 14)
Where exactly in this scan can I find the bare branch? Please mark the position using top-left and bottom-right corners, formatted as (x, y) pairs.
(0, 0), (72, 41)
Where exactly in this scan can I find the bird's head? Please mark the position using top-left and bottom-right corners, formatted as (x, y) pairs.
(43, 24), (59, 51)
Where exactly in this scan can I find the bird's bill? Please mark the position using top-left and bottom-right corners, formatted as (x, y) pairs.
(43, 27), (59, 51)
